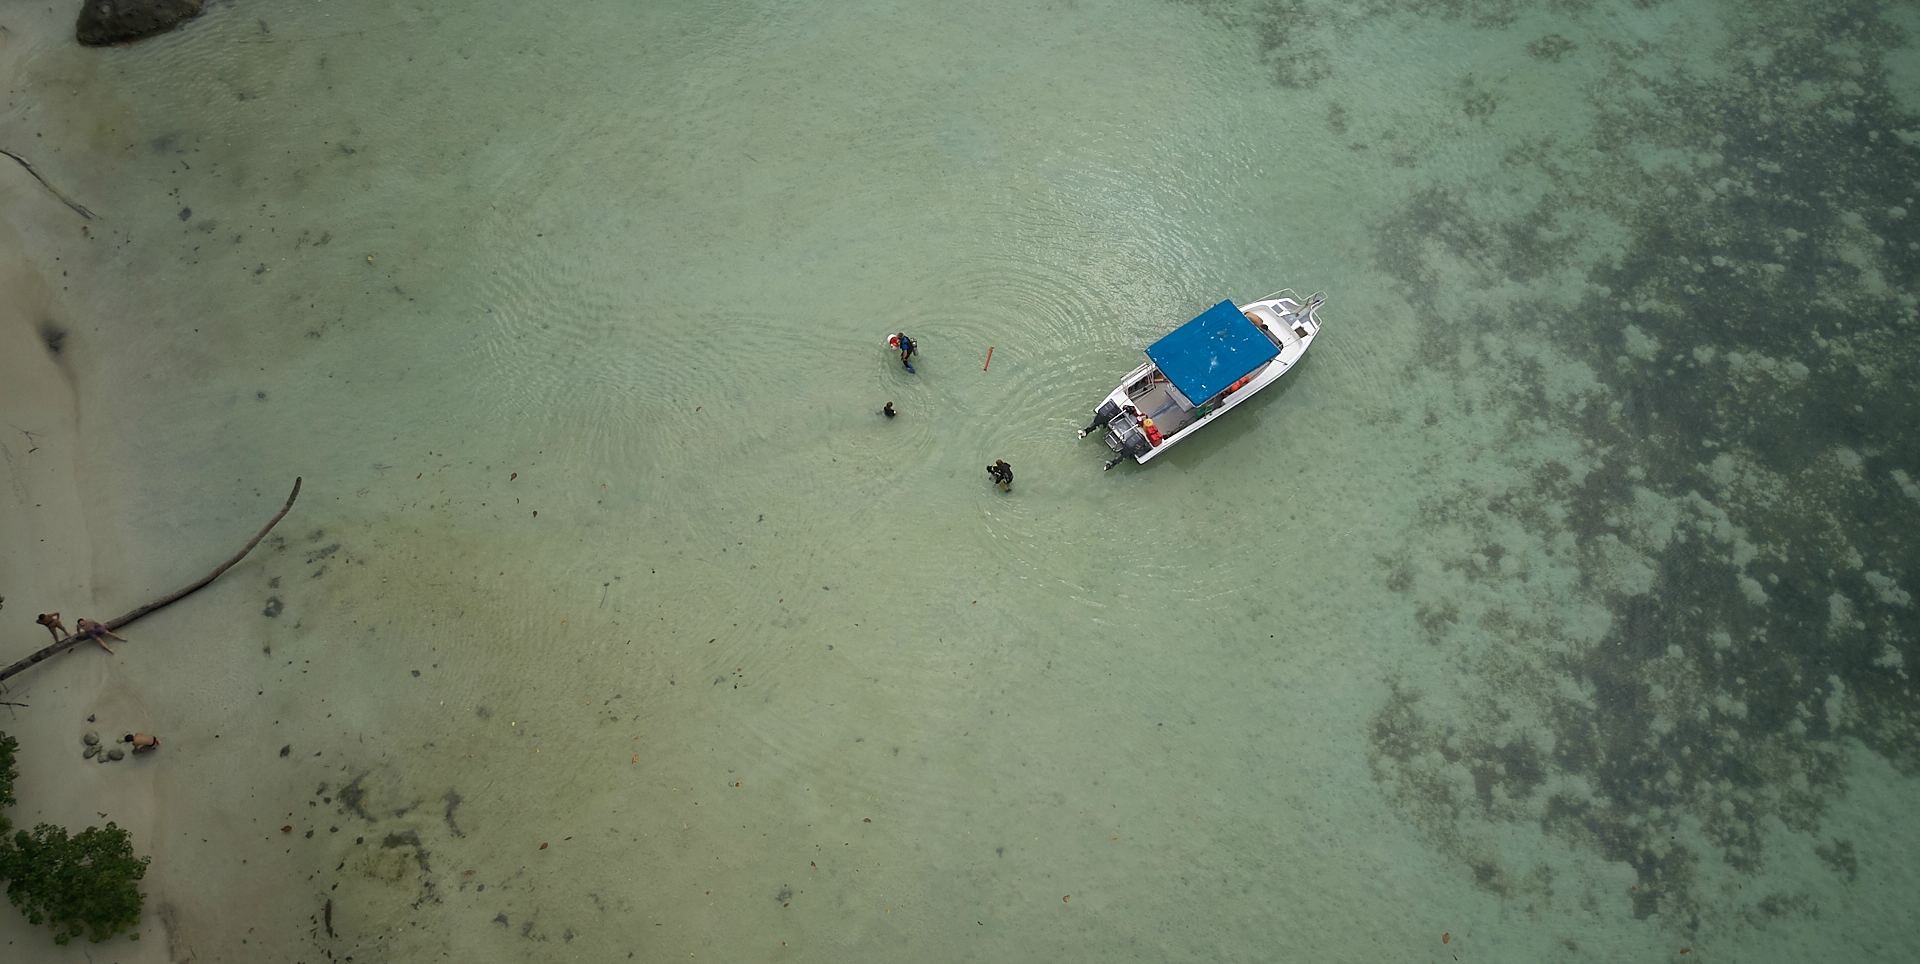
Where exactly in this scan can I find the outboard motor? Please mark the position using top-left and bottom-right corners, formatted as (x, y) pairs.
(1078, 400), (1124, 438)
(1102, 422), (1152, 470)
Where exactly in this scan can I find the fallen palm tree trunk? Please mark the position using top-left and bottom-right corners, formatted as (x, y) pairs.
(1, 477), (300, 684)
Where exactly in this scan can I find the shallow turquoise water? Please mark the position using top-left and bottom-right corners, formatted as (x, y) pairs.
(0, 0), (1915, 959)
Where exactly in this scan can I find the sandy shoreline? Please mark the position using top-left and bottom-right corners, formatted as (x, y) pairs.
(0, 207), (171, 959)
(2, 10), (176, 949)
(1, 188), (296, 962)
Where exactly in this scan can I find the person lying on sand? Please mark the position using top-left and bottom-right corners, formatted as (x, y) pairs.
(73, 618), (126, 654)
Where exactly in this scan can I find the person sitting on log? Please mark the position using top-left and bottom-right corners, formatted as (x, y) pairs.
(35, 612), (66, 642)
(73, 618), (126, 654)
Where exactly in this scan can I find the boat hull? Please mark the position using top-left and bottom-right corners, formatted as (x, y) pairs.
(1081, 291), (1323, 467)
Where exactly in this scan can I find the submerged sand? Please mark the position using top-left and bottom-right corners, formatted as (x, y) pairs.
(0, 0), (1915, 961)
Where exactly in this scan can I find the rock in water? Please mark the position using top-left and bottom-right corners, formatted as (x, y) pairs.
(76, 0), (206, 46)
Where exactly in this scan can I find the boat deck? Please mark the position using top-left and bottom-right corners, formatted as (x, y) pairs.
(1124, 375), (1198, 435)
(1243, 303), (1314, 352)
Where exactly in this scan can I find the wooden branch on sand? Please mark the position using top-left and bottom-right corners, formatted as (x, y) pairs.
(0, 477), (301, 685)
(0, 148), (98, 221)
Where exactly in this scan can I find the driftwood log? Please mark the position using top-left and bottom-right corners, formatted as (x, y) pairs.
(0, 149), (97, 220)
(0, 477), (301, 684)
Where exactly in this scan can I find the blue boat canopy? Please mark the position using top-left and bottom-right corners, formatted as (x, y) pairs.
(1145, 300), (1280, 406)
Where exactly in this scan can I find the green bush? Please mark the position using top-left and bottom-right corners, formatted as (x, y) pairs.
(0, 732), (149, 945)
(0, 822), (150, 945)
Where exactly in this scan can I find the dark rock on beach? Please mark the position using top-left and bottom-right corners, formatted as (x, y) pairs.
(76, 0), (206, 47)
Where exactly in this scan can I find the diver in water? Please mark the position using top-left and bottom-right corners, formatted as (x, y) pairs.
(882, 402), (897, 418)
(986, 459), (1013, 491)
(894, 333), (918, 373)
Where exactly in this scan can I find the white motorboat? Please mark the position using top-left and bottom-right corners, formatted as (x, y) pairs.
(1077, 290), (1325, 469)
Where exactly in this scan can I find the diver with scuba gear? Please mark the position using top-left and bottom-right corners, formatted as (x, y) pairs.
(986, 459), (1013, 491)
